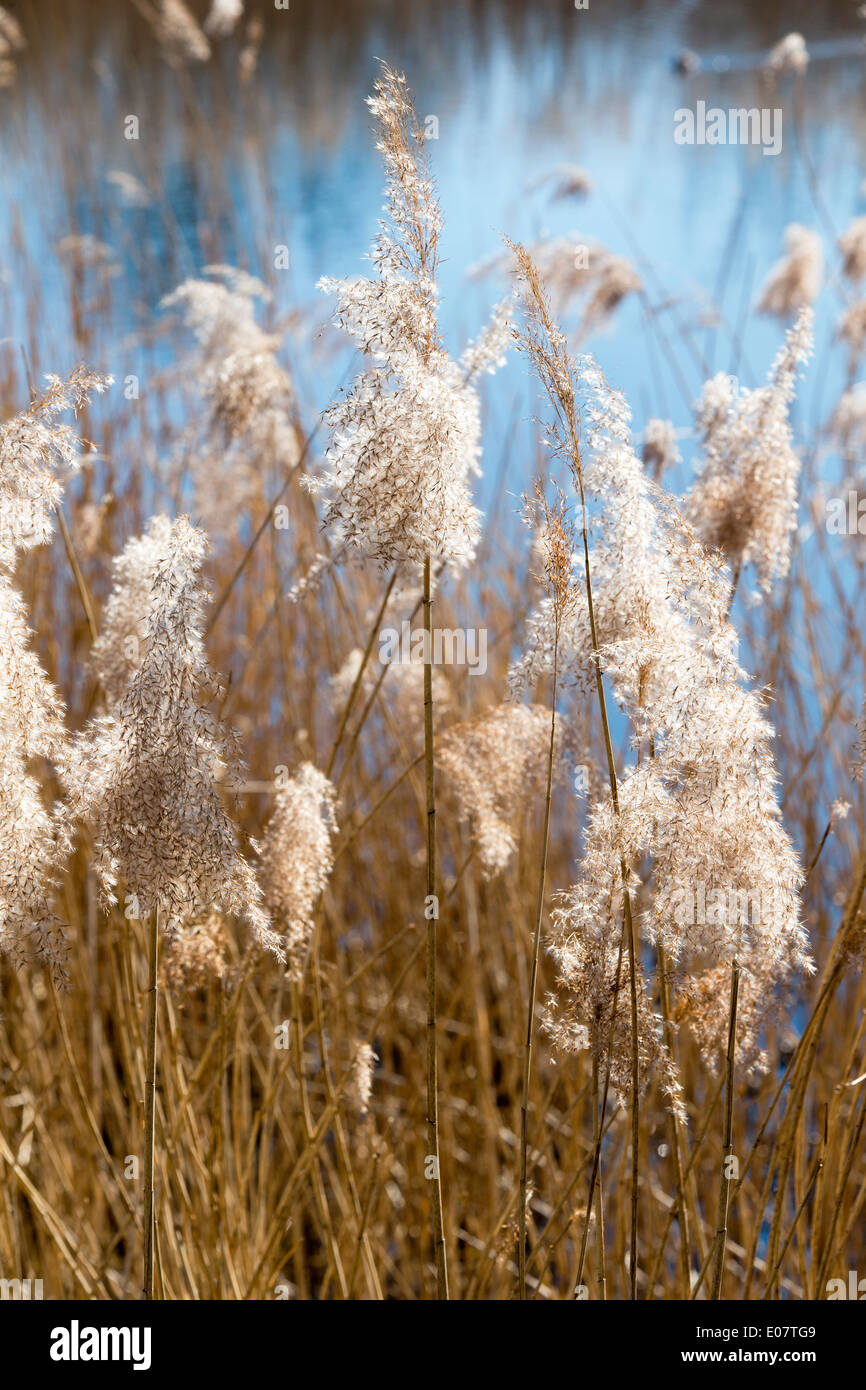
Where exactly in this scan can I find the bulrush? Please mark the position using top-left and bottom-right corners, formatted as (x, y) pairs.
(258, 762), (338, 979)
(687, 307), (813, 594)
(71, 515), (278, 955)
(0, 367), (110, 977)
(439, 703), (567, 878)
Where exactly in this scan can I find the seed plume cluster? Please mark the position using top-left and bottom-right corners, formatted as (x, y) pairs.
(313, 66), (507, 573)
(71, 516), (279, 954)
(439, 703), (568, 878)
(258, 762), (338, 977)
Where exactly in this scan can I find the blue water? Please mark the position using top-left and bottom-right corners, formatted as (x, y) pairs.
(1, 1), (864, 793)
(2, 1), (864, 475)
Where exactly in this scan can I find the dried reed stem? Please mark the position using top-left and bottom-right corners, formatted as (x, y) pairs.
(325, 569), (397, 779)
(590, 1055), (607, 1298)
(577, 487), (641, 1300)
(142, 905), (160, 1300)
(658, 943), (692, 1296)
(710, 958), (740, 1300)
(518, 652), (558, 1298)
(423, 554), (448, 1298)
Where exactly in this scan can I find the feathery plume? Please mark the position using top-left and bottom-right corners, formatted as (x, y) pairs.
(459, 297), (514, 381)
(238, 14), (262, 84)
(853, 698), (866, 783)
(151, 0), (211, 67)
(106, 170), (151, 209)
(675, 953), (776, 1078)
(508, 254), (810, 1093)
(764, 32), (809, 78)
(205, 0), (244, 38)
(314, 65), (505, 572)
(90, 515), (175, 705)
(258, 763), (338, 977)
(0, 574), (71, 979)
(161, 913), (228, 993)
(473, 235), (642, 332)
(162, 266), (300, 529)
(642, 417), (681, 479)
(0, 368), (110, 978)
(839, 217), (866, 284)
(0, 5), (24, 88)
(348, 1042), (378, 1116)
(832, 383), (866, 452)
(70, 517), (279, 954)
(529, 164), (594, 201)
(687, 307), (813, 593)
(330, 645), (452, 743)
(439, 703), (568, 878)
(758, 225), (822, 318)
(0, 366), (112, 569)
(837, 300), (866, 375)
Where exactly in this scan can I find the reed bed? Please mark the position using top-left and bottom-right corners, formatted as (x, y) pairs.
(1, 8), (865, 1303)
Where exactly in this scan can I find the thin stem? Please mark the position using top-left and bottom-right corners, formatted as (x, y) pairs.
(143, 905), (160, 1301)
(575, 932), (625, 1294)
(518, 649), (558, 1298)
(578, 490), (641, 1300)
(423, 554), (448, 1299)
(658, 943), (693, 1296)
(56, 507), (98, 643)
(710, 958), (740, 1300)
(205, 424), (318, 639)
(590, 1055), (607, 1299)
(762, 1147), (825, 1300)
(325, 569), (397, 779)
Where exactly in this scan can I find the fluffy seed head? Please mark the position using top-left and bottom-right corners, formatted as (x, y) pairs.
(71, 516), (279, 955)
(91, 514), (175, 705)
(258, 763), (338, 977)
(758, 225), (822, 318)
(348, 1042), (378, 1116)
(439, 703), (568, 878)
(687, 308), (813, 593)
(0, 366), (112, 570)
(315, 64), (505, 572)
(162, 913), (229, 993)
(764, 32), (809, 77)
